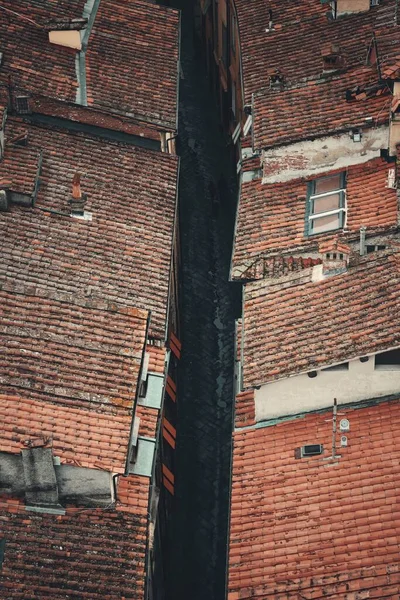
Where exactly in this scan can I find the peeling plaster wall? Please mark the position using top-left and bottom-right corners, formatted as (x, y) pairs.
(262, 125), (388, 183)
(254, 355), (400, 421)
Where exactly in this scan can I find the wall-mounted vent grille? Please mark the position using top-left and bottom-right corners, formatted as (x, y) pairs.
(15, 96), (31, 115)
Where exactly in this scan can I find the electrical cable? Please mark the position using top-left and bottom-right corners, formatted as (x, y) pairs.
(0, 4), (43, 29)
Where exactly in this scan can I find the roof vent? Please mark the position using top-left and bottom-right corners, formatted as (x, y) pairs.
(319, 238), (350, 276)
(387, 167), (397, 189)
(321, 43), (345, 72)
(268, 68), (284, 90)
(265, 9), (274, 32)
(14, 96), (31, 115)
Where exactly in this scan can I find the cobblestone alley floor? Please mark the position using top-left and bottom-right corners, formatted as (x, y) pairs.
(166, 2), (242, 599)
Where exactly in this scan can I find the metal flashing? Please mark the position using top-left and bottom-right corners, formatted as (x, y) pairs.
(129, 437), (156, 478)
(27, 113), (161, 151)
(138, 373), (164, 409)
(76, 0), (101, 106)
(25, 505), (66, 516)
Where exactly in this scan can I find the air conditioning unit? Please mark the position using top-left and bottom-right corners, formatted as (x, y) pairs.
(300, 444), (323, 457)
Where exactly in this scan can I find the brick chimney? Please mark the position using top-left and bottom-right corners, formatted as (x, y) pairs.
(319, 238), (350, 277)
(321, 43), (345, 72)
(69, 172), (87, 216)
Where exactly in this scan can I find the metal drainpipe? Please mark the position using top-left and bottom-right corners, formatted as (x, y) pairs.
(359, 226), (366, 256)
(76, 0), (102, 106)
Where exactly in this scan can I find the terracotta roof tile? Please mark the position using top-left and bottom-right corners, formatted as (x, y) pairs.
(0, 393), (132, 472)
(0, 288), (147, 408)
(147, 345), (167, 375)
(235, 390), (255, 429)
(235, 0), (397, 105)
(253, 67), (390, 150)
(86, 0), (180, 129)
(0, 117), (178, 339)
(0, 0), (179, 129)
(231, 158), (397, 278)
(242, 252), (400, 388)
(228, 398), (400, 599)
(0, 473), (149, 599)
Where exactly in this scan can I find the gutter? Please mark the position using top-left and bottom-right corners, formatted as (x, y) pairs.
(76, 0), (101, 106)
(175, 10), (182, 136)
(163, 156), (181, 345)
(224, 321), (240, 600)
(228, 173), (243, 281)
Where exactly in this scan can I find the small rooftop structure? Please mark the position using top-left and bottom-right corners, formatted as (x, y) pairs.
(231, 158), (397, 279)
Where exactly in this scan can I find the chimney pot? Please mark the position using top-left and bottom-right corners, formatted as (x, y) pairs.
(69, 173), (87, 216)
(319, 238), (350, 277)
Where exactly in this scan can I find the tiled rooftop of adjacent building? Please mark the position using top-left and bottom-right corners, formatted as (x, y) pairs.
(228, 397), (400, 600)
(234, 0), (398, 107)
(231, 158), (398, 279)
(0, 288), (148, 409)
(252, 65), (391, 150)
(0, 116), (178, 340)
(0, 0), (180, 129)
(241, 251), (400, 389)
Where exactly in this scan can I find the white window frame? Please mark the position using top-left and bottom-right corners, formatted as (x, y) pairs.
(307, 172), (346, 235)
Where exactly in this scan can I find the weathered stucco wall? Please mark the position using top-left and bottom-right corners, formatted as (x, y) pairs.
(254, 355), (400, 421)
(262, 126), (388, 183)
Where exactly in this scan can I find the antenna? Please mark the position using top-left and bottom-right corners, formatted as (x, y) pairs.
(324, 398), (345, 460)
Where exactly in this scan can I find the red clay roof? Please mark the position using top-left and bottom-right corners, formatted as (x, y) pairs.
(0, 394), (132, 472)
(0, 474), (149, 599)
(234, 0), (397, 105)
(231, 158), (398, 278)
(0, 0), (179, 129)
(0, 288), (147, 409)
(228, 397), (400, 600)
(86, 0), (179, 129)
(234, 390), (255, 429)
(252, 66), (391, 150)
(0, 117), (178, 340)
(242, 252), (400, 388)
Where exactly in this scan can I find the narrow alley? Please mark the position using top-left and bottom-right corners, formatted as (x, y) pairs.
(167, 1), (241, 598)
